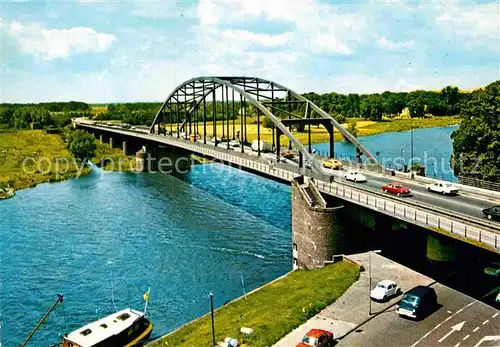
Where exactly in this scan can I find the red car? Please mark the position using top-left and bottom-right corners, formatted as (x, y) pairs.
(381, 182), (411, 197)
(297, 329), (334, 347)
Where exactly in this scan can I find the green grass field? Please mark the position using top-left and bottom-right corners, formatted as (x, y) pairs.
(0, 130), (89, 190)
(149, 261), (360, 347)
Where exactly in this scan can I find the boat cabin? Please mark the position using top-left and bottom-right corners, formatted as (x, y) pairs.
(61, 308), (152, 347)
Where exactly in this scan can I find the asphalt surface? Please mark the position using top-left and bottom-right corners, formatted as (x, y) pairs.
(339, 282), (500, 347)
(271, 156), (498, 223)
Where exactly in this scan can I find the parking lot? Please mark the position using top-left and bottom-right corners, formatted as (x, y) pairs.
(273, 253), (499, 347)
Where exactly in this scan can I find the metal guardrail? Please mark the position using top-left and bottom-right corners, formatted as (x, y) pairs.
(458, 176), (500, 193)
(76, 122), (500, 251)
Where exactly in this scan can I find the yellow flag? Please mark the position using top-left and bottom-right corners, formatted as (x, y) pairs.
(143, 290), (150, 302)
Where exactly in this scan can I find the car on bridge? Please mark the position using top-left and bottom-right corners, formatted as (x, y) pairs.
(482, 205), (500, 221)
(484, 262), (500, 276)
(426, 182), (459, 195)
(322, 158), (342, 170)
(344, 170), (367, 183)
(381, 182), (411, 197)
(297, 329), (334, 347)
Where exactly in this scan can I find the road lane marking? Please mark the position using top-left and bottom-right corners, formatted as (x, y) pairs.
(493, 313), (499, 318)
(445, 316), (452, 321)
(438, 322), (466, 343)
(473, 327), (480, 332)
(482, 319), (489, 325)
(463, 334), (470, 341)
(473, 335), (500, 347)
(410, 301), (476, 347)
(454, 343), (460, 347)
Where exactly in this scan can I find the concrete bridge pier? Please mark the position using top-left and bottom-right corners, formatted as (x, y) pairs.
(291, 177), (346, 269)
(109, 137), (113, 148)
(135, 144), (192, 174)
(426, 233), (457, 263)
(100, 135), (103, 144)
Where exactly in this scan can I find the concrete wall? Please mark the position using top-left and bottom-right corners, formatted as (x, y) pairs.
(291, 180), (345, 269)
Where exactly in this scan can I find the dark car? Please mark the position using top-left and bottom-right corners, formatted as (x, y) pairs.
(482, 205), (500, 221)
(396, 285), (437, 319)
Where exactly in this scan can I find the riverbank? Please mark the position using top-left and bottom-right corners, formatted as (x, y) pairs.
(148, 260), (360, 347)
(181, 116), (460, 145)
(92, 142), (136, 171)
(0, 130), (90, 193)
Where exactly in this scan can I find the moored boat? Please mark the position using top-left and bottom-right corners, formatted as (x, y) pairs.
(61, 308), (153, 347)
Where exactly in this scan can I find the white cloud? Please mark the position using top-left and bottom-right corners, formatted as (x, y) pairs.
(377, 36), (415, 51)
(7, 21), (117, 60)
(131, 1), (195, 19)
(435, 2), (500, 45)
(196, 0), (367, 55)
(221, 30), (293, 48)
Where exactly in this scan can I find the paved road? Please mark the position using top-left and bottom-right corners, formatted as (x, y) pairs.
(339, 283), (500, 347)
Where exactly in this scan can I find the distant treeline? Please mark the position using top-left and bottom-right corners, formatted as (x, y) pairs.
(0, 85), (474, 129)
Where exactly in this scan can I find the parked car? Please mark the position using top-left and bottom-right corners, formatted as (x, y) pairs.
(297, 329), (334, 347)
(381, 182), (411, 197)
(396, 285), (437, 319)
(370, 279), (402, 301)
(484, 262), (500, 276)
(426, 182), (459, 195)
(344, 170), (367, 183)
(482, 205), (500, 221)
(322, 158), (342, 170)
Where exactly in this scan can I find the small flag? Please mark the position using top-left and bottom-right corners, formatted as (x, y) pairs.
(143, 290), (150, 302)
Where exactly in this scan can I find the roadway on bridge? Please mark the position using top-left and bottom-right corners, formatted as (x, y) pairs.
(271, 155), (498, 222)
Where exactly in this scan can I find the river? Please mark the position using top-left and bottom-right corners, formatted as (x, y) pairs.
(0, 125), (467, 346)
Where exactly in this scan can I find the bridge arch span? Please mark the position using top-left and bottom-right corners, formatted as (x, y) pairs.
(149, 76), (380, 170)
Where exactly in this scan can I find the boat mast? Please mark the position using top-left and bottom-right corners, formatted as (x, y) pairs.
(21, 294), (64, 347)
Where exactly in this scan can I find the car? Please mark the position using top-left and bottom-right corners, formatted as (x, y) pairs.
(426, 182), (459, 195)
(344, 170), (367, 183)
(396, 285), (437, 319)
(370, 279), (402, 301)
(322, 158), (342, 170)
(281, 149), (295, 159)
(229, 140), (241, 148)
(496, 291), (500, 304)
(484, 262), (500, 276)
(482, 205), (500, 221)
(381, 182), (411, 197)
(297, 329), (334, 347)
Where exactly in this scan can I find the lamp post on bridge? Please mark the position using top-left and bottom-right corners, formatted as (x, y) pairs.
(369, 249), (382, 315)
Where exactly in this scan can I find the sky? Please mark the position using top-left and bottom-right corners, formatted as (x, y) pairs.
(0, 0), (499, 103)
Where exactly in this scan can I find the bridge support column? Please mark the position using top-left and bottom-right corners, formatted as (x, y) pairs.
(122, 141), (127, 155)
(426, 233), (457, 263)
(292, 177), (345, 269)
(100, 135), (103, 145)
(109, 137), (113, 148)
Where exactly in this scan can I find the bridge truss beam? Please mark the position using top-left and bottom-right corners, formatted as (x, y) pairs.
(149, 76), (380, 171)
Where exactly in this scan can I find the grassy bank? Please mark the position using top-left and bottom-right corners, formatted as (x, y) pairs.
(0, 130), (89, 191)
(149, 261), (360, 347)
(169, 116), (460, 145)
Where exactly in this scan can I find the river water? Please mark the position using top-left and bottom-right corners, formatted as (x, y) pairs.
(0, 125), (463, 346)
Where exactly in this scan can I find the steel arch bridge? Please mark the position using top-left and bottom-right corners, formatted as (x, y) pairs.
(149, 76), (380, 170)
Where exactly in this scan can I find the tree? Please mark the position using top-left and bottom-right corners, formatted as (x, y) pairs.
(347, 119), (358, 138)
(360, 95), (383, 121)
(441, 85), (459, 115)
(451, 80), (500, 182)
(68, 130), (97, 162)
(407, 97), (426, 118)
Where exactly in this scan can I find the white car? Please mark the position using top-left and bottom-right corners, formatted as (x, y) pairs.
(344, 170), (367, 183)
(426, 182), (459, 195)
(370, 279), (402, 301)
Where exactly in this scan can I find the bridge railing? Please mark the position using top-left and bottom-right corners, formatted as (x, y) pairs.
(313, 179), (500, 251)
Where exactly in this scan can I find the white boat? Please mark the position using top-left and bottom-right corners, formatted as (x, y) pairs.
(61, 308), (153, 347)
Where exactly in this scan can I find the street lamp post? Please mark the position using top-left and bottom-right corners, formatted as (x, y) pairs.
(209, 292), (216, 346)
(410, 112), (414, 171)
(400, 149), (405, 171)
(369, 249), (382, 315)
